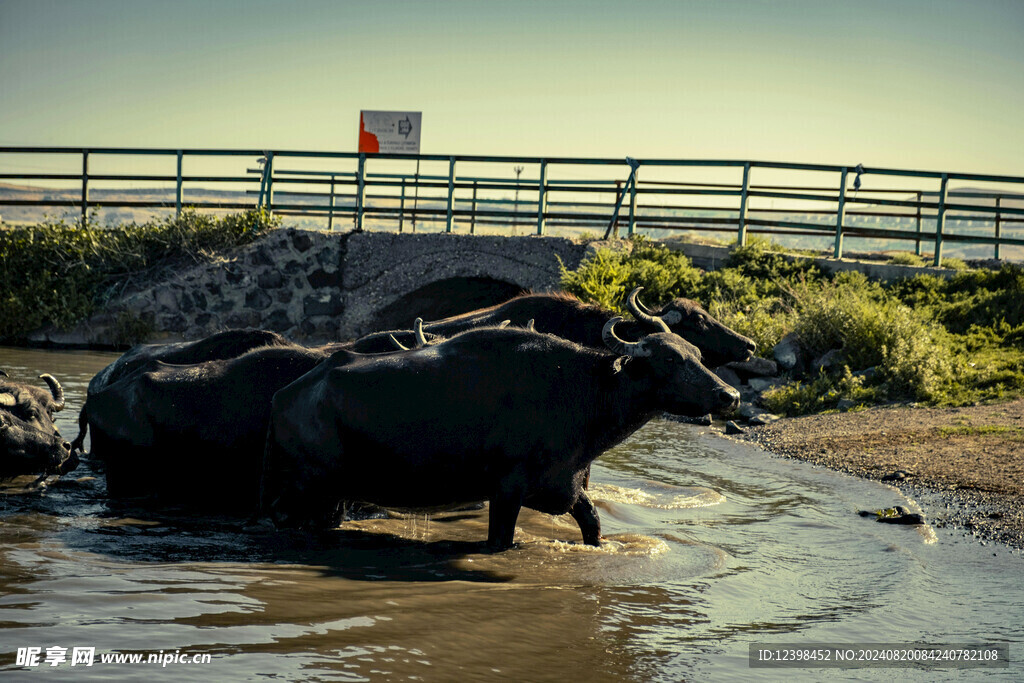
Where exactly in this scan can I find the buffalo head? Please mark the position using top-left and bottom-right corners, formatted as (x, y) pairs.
(0, 410), (75, 478)
(628, 288), (757, 367)
(1, 372), (76, 478)
(603, 317), (740, 416)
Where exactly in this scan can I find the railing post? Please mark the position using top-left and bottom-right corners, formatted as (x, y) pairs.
(470, 181), (477, 235)
(914, 191), (923, 256)
(737, 162), (750, 246)
(265, 151), (275, 217)
(933, 173), (948, 267)
(399, 176), (406, 233)
(994, 196), (1002, 260)
(81, 150), (89, 226)
(175, 150), (183, 218)
(446, 156), (456, 233)
(356, 153), (366, 230)
(536, 160), (548, 235)
(833, 167), (848, 259)
(627, 167), (639, 236)
(328, 174), (336, 232)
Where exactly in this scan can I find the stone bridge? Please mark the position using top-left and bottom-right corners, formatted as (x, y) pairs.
(31, 229), (611, 347)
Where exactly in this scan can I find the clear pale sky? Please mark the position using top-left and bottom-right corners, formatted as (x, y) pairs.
(2, 0), (1022, 175)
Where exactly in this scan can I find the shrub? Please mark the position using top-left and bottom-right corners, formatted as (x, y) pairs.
(790, 274), (953, 401)
(556, 238), (1023, 412)
(761, 367), (879, 416)
(0, 209), (278, 341)
(560, 236), (702, 313)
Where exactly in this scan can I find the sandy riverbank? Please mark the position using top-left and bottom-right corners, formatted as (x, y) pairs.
(735, 398), (1024, 550)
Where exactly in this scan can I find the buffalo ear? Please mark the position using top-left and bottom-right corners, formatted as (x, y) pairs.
(609, 356), (631, 375)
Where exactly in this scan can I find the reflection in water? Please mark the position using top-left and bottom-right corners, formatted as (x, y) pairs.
(1, 347), (1023, 681)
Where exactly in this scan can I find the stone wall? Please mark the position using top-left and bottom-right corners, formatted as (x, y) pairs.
(29, 229), (602, 348)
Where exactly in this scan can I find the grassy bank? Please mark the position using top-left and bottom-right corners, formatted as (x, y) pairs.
(560, 237), (1024, 415)
(0, 210), (279, 344)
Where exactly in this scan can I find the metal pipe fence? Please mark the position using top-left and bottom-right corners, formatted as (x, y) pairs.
(2, 146), (1023, 265)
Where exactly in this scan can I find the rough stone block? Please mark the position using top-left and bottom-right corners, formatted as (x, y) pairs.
(154, 287), (179, 312)
(225, 267), (248, 285)
(814, 349), (844, 372)
(265, 309), (293, 332)
(291, 231), (313, 252)
(225, 310), (261, 328)
(304, 293), (344, 317)
(748, 377), (783, 393)
(257, 271), (285, 289)
(307, 268), (341, 289)
(245, 289), (272, 311)
(772, 332), (803, 371)
(714, 366), (743, 389)
(725, 420), (745, 435)
(727, 357), (778, 378)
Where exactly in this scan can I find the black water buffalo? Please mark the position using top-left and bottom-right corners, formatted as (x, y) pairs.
(71, 329), (293, 454)
(1, 371), (75, 478)
(262, 321), (740, 550)
(85, 343), (330, 510)
(394, 287), (757, 368)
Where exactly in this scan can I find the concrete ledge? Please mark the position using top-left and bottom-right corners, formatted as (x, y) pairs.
(664, 240), (959, 282)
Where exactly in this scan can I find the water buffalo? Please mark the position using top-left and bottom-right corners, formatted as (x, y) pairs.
(71, 329), (293, 454)
(86, 343), (330, 510)
(1, 371), (75, 478)
(262, 321), (740, 550)
(387, 287), (757, 368)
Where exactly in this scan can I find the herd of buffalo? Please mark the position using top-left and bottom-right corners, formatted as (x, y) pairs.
(1, 288), (755, 551)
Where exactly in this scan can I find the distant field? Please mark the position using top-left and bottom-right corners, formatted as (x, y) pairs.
(1, 182), (1020, 261)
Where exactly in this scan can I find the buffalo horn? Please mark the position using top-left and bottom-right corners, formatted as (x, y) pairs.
(413, 318), (428, 348)
(0, 369), (8, 377)
(389, 334), (410, 351)
(626, 287), (671, 334)
(0, 393), (15, 408)
(39, 374), (65, 412)
(525, 319), (535, 332)
(498, 320), (511, 328)
(602, 317), (650, 357)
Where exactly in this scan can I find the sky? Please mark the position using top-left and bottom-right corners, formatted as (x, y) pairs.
(1, 0), (1023, 176)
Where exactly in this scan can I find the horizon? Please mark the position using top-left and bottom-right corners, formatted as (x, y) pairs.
(1, 0), (1023, 179)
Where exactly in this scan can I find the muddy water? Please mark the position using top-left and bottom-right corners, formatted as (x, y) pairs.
(1, 347), (1022, 681)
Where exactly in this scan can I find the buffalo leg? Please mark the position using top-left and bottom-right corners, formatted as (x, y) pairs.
(70, 403), (88, 455)
(487, 486), (524, 552)
(570, 491), (602, 546)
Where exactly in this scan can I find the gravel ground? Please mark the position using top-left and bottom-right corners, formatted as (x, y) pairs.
(735, 398), (1024, 550)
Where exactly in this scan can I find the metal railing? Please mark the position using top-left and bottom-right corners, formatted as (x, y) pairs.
(2, 146), (1023, 265)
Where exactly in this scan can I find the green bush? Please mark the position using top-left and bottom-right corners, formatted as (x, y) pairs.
(761, 368), (879, 416)
(560, 236), (702, 313)
(0, 209), (278, 341)
(790, 273), (954, 402)
(560, 237), (1024, 413)
(891, 264), (1024, 332)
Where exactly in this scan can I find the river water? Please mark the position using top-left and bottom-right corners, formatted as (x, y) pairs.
(0, 347), (1021, 681)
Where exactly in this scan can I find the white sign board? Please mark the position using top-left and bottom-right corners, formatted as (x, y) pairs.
(359, 111), (422, 154)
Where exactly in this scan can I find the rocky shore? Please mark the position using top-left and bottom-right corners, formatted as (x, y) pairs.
(733, 399), (1024, 551)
